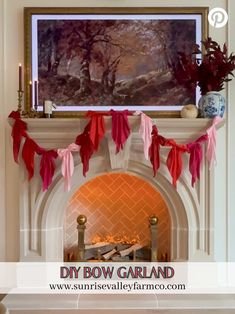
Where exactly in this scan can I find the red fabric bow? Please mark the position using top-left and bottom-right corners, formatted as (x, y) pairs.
(8, 111), (27, 163)
(187, 134), (208, 187)
(86, 111), (106, 151)
(110, 109), (132, 153)
(38, 149), (58, 191)
(164, 139), (188, 187)
(149, 125), (166, 176)
(22, 137), (40, 180)
(76, 123), (94, 177)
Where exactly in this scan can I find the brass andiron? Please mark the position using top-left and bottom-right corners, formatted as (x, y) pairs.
(149, 215), (158, 262)
(77, 214), (87, 262)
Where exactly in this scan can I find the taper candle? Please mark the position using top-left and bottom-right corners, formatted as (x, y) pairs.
(29, 81), (32, 108)
(19, 63), (22, 91)
(34, 80), (38, 110)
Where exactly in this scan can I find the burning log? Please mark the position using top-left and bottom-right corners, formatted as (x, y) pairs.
(102, 248), (117, 260)
(119, 243), (144, 257)
(102, 243), (145, 261)
(84, 243), (130, 260)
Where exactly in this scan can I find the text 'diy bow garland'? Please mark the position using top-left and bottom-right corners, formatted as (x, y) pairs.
(8, 110), (222, 192)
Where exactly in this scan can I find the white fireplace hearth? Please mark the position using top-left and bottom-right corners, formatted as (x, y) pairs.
(2, 294), (235, 313)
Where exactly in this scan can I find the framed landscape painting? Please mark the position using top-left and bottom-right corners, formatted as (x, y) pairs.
(24, 7), (208, 117)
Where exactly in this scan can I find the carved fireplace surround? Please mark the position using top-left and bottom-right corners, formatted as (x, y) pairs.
(17, 116), (223, 263)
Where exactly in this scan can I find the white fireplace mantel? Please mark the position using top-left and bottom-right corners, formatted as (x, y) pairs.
(20, 117), (223, 146)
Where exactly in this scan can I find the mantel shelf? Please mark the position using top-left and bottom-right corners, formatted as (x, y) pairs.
(8, 117), (225, 147)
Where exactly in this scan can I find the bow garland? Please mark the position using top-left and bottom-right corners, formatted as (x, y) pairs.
(75, 122), (95, 177)
(187, 134), (208, 187)
(39, 149), (58, 191)
(22, 137), (40, 180)
(148, 125), (166, 176)
(164, 139), (188, 187)
(8, 110), (222, 192)
(206, 116), (223, 169)
(9, 111), (27, 163)
(57, 143), (80, 192)
(86, 111), (107, 151)
(110, 109), (132, 153)
(135, 110), (153, 160)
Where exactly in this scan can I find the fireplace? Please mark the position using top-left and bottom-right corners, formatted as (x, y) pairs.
(4, 116), (230, 313)
(17, 117), (222, 262)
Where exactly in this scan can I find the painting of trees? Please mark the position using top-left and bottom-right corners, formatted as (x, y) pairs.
(37, 18), (196, 107)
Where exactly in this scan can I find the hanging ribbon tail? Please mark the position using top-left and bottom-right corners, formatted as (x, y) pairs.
(206, 117), (223, 169)
(8, 110), (21, 120)
(76, 123), (94, 177)
(139, 112), (153, 160)
(22, 138), (40, 180)
(57, 143), (79, 192)
(187, 134), (208, 187)
(86, 111), (106, 151)
(9, 111), (27, 163)
(148, 125), (166, 177)
(110, 109), (131, 154)
(165, 139), (188, 187)
(39, 150), (58, 191)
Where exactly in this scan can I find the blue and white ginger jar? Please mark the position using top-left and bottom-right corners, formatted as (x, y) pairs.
(198, 91), (225, 118)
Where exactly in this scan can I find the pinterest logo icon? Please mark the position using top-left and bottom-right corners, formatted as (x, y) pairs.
(208, 8), (228, 28)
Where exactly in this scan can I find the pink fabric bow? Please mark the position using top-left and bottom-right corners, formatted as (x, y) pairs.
(57, 143), (80, 192)
(110, 109), (132, 153)
(206, 117), (223, 169)
(187, 134), (208, 187)
(135, 111), (153, 160)
(39, 149), (58, 191)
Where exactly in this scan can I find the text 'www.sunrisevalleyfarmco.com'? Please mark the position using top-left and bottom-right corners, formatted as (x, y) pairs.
(47, 264), (186, 293)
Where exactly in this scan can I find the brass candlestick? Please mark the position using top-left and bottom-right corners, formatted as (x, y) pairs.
(17, 90), (24, 116)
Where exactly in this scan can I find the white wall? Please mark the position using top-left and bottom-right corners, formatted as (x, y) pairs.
(227, 0), (235, 261)
(0, 0), (6, 261)
(0, 0), (234, 261)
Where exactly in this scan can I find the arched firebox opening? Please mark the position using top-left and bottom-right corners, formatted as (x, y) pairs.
(35, 157), (190, 262)
(64, 173), (171, 262)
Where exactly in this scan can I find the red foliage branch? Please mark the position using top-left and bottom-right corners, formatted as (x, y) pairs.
(173, 37), (235, 95)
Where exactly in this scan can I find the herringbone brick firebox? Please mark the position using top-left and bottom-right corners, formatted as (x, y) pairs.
(64, 173), (170, 261)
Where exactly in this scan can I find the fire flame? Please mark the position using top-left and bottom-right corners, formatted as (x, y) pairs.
(91, 232), (140, 245)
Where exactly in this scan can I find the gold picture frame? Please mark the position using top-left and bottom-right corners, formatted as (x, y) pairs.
(24, 7), (209, 118)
